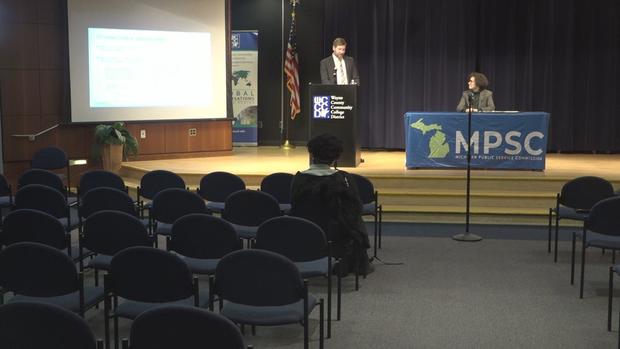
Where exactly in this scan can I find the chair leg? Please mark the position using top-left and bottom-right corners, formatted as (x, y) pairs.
(554, 215), (560, 263)
(104, 294), (110, 349)
(580, 238), (586, 299)
(251, 325), (256, 336)
(547, 208), (552, 253)
(114, 313), (119, 349)
(373, 213), (378, 259)
(337, 273), (342, 321)
(327, 272), (332, 338)
(571, 233), (576, 285)
(319, 298), (324, 349)
(614, 251), (617, 265)
(609, 267), (614, 331)
(355, 253), (360, 291)
(95, 269), (99, 287)
(378, 206), (383, 249)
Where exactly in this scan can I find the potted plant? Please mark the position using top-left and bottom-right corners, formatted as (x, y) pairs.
(92, 122), (138, 172)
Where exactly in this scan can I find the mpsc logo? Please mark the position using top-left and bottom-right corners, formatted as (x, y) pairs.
(231, 34), (240, 49)
(313, 96), (331, 119)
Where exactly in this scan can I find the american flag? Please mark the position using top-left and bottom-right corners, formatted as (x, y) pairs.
(284, 0), (300, 119)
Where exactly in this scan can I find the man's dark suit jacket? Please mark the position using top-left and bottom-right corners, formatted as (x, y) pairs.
(456, 89), (495, 112)
(320, 55), (360, 85)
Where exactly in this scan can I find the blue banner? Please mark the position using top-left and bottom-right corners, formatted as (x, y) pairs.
(232, 31), (258, 145)
(404, 112), (550, 170)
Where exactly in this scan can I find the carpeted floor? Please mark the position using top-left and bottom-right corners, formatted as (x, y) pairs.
(81, 224), (618, 348)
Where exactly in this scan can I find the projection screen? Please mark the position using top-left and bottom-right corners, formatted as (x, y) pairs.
(67, 0), (229, 122)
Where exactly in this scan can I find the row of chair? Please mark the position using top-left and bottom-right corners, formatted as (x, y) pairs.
(547, 176), (620, 346)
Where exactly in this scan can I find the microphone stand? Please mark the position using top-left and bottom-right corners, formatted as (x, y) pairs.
(453, 94), (482, 242)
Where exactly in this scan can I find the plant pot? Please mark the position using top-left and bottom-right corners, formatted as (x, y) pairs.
(101, 143), (123, 172)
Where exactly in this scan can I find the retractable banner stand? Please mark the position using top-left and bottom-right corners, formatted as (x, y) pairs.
(231, 31), (258, 145)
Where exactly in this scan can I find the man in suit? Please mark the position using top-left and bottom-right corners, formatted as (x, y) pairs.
(456, 72), (495, 112)
(320, 38), (360, 85)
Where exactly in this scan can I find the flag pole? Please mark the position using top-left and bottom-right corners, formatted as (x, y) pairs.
(282, 0), (300, 149)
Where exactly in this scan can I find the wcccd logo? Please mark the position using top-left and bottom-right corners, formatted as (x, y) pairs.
(313, 96), (331, 119)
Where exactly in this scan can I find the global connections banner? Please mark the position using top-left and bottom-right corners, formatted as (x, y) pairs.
(231, 31), (258, 145)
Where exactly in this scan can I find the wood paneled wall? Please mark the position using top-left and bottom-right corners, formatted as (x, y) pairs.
(0, 0), (232, 186)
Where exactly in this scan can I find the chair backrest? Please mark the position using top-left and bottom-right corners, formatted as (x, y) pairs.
(139, 170), (185, 200)
(0, 173), (11, 196)
(128, 305), (245, 349)
(0, 242), (78, 297)
(82, 210), (152, 256)
(256, 216), (328, 262)
(151, 188), (207, 224)
(585, 196), (620, 235)
(109, 246), (194, 302)
(559, 176), (615, 210)
(198, 171), (246, 202)
(170, 213), (240, 259)
(215, 249), (303, 306)
(0, 302), (98, 349)
(1, 209), (67, 249)
(350, 173), (376, 204)
(260, 172), (294, 204)
(17, 168), (65, 193)
(14, 184), (68, 218)
(78, 170), (126, 198)
(223, 189), (282, 226)
(31, 146), (68, 171)
(80, 187), (138, 219)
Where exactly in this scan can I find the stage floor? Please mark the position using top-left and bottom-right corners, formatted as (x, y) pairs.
(125, 146), (620, 180)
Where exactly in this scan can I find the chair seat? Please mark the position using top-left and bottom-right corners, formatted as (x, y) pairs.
(279, 203), (292, 214)
(553, 206), (588, 221)
(221, 295), (318, 326)
(114, 290), (210, 319)
(230, 223), (258, 240)
(86, 254), (113, 271)
(181, 256), (219, 275)
(206, 201), (225, 213)
(10, 287), (104, 313)
(296, 257), (330, 278)
(580, 231), (620, 249)
(0, 196), (12, 208)
(361, 202), (376, 216)
(155, 222), (173, 236)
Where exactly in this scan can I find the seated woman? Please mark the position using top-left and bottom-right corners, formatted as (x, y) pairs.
(290, 133), (371, 276)
(456, 72), (495, 112)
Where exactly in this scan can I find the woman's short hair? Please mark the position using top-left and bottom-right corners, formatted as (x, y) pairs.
(469, 72), (489, 90)
(307, 133), (343, 164)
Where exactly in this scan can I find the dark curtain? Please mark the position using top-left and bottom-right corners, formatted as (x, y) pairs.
(323, 0), (620, 151)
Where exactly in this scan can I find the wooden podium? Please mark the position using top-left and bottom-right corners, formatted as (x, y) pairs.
(308, 84), (361, 167)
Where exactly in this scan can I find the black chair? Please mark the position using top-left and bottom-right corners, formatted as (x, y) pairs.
(78, 187), (149, 233)
(150, 188), (208, 240)
(0, 242), (104, 317)
(14, 184), (78, 233)
(136, 170), (185, 215)
(548, 176), (614, 262)
(0, 174), (13, 223)
(0, 302), (103, 349)
(197, 171), (246, 213)
(31, 145), (71, 192)
(256, 216), (337, 337)
(81, 210), (153, 285)
(260, 172), (294, 213)
(350, 173), (382, 258)
(1, 208), (82, 262)
(168, 213), (241, 276)
(78, 170), (128, 201)
(211, 249), (324, 349)
(121, 305), (247, 349)
(222, 189), (282, 241)
(105, 246), (209, 349)
(18, 168), (77, 206)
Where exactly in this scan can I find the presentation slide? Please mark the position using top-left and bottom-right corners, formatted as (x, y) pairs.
(67, 0), (229, 122)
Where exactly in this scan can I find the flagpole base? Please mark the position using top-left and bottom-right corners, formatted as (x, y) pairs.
(452, 232), (483, 242)
(281, 139), (296, 149)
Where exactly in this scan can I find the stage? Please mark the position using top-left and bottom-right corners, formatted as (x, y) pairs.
(119, 147), (620, 225)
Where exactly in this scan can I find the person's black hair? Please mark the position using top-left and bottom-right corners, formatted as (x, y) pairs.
(468, 72), (489, 90)
(307, 133), (343, 165)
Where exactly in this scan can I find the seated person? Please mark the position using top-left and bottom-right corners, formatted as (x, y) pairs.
(456, 72), (495, 112)
(290, 133), (371, 276)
